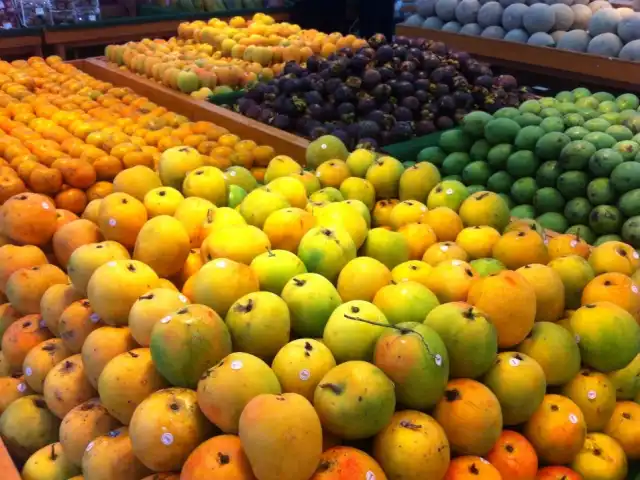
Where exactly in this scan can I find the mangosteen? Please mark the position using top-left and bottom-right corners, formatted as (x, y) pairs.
(394, 46), (409, 61)
(356, 138), (378, 150)
(415, 120), (436, 136)
(244, 83), (266, 102)
(475, 75), (494, 89)
(284, 62), (304, 77)
(428, 41), (448, 56)
(349, 54), (370, 73)
(295, 116), (311, 133)
(330, 57), (350, 78)
(259, 108), (275, 124)
(450, 51), (471, 67)
(306, 56), (322, 72)
(310, 126), (329, 139)
(398, 71), (415, 83)
(339, 47), (354, 57)
(308, 103), (325, 120)
(237, 98), (257, 115)
(393, 81), (415, 98)
(367, 110), (385, 126)
(453, 75), (470, 91)
(393, 106), (414, 122)
(420, 109), (434, 121)
(453, 91), (473, 109)
(414, 90), (431, 104)
(272, 114), (291, 130)
(321, 104), (337, 121)
(401, 96), (420, 112)
(334, 85), (356, 104)
(345, 76), (363, 89)
(355, 120), (380, 140)
(304, 90), (323, 105)
(368, 33), (388, 48)
(436, 116), (454, 130)
(371, 84), (392, 102)
(430, 67), (455, 86)
(421, 52), (441, 71)
(362, 69), (382, 90)
(338, 103), (356, 123)
(245, 104), (262, 120)
(436, 95), (456, 114)
(378, 67), (395, 82)
(357, 96), (377, 115)
(395, 36), (411, 46)
(279, 77), (299, 95)
(332, 128), (353, 149)
(375, 45), (394, 64)
(359, 47), (376, 58)
(407, 47), (423, 60)
(410, 37), (426, 49)
(380, 103), (394, 114)
(389, 121), (414, 143)
(494, 74), (518, 92)
(380, 130), (392, 145)
(325, 78), (342, 94)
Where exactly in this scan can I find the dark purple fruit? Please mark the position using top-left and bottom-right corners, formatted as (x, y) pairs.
(393, 106), (414, 122)
(415, 120), (436, 136)
(375, 45), (394, 64)
(494, 74), (518, 91)
(273, 114), (291, 130)
(401, 96), (420, 112)
(436, 116), (454, 130)
(362, 69), (382, 90)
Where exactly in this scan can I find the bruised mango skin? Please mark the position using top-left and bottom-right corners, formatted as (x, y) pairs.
(373, 410), (449, 480)
(23, 338), (72, 393)
(239, 393), (323, 480)
(571, 433), (628, 480)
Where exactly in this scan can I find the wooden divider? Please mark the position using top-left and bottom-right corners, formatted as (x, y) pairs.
(78, 58), (310, 161)
(396, 25), (640, 93)
(0, 438), (20, 480)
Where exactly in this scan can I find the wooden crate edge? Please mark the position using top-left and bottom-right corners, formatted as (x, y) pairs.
(77, 57), (310, 162)
(0, 438), (21, 480)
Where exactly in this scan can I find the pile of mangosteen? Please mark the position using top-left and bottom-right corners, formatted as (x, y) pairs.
(225, 34), (536, 149)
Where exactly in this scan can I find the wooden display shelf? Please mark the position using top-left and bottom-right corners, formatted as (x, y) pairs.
(78, 57), (309, 160)
(0, 438), (20, 480)
(396, 25), (640, 93)
(0, 32), (43, 59)
(44, 11), (291, 60)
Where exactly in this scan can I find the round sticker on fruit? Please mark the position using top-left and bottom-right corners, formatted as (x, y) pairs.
(231, 360), (243, 370)
(299, 369), (310, 381)
(161, 432), (174, 446)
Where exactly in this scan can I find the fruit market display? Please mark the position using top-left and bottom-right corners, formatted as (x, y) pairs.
(0, 50), (639, 480)
(105, 13), (369, 99)
(0, 57), (282, 215)
(230, 38), (534, 149)
(404, 0), (640, 60)
(415, 87), (640, 247)
(105, 14), (535, 147)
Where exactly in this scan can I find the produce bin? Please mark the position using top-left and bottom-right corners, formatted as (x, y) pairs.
(77, 57), (310, 160)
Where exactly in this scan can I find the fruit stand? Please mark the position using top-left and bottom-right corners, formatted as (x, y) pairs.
(1, 10), (640, 480)
(396, 25), (640, 93)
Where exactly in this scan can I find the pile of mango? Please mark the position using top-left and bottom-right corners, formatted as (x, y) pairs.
(0, 57), (639, 479)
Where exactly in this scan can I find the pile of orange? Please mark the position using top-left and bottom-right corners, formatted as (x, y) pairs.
(0, 56), (277, 213)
